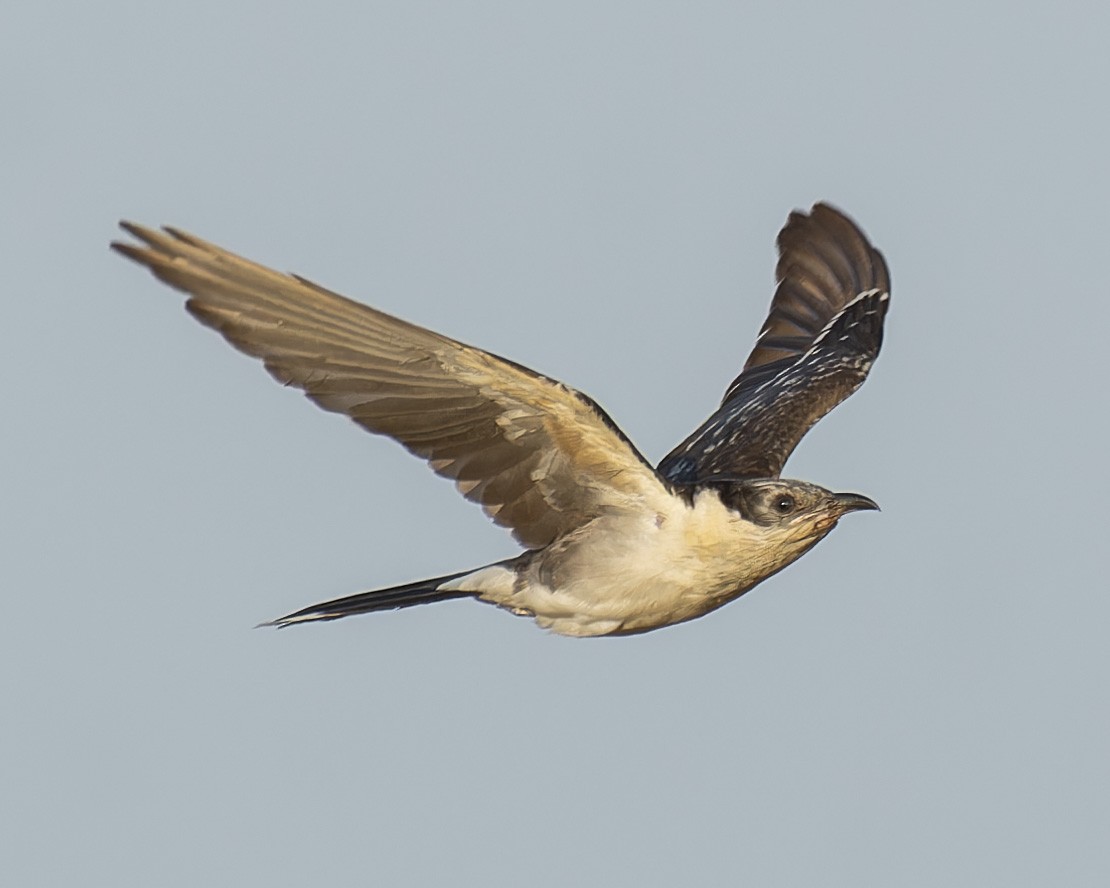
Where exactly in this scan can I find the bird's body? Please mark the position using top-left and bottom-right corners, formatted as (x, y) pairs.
(415, 486), (813, 637)
(114, 203), (889, 636)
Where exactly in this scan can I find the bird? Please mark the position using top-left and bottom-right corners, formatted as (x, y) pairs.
(112, 202), (889, 637)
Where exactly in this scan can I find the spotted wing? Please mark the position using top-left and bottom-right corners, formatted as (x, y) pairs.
(659, 203), (890, 482)
(113, 224), (670, 550)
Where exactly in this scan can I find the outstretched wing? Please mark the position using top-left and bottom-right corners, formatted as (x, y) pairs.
(113, 224), (670, 550)
(659, 203), (890, 482)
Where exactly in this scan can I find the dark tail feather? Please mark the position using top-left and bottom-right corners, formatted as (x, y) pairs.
(260, 570), (474, 628)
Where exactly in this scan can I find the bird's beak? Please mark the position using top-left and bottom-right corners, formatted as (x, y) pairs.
(831, 492), (880, 514)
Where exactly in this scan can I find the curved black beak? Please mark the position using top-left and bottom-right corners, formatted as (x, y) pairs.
(831, 492), (880, 514)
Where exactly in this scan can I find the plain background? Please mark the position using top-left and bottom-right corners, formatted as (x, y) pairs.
(3, 2), (1109, 885)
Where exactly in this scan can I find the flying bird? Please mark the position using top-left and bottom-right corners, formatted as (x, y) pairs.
(113, 203), (889, 637)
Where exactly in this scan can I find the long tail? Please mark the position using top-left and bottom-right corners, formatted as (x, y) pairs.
(261, 570), (476, 628)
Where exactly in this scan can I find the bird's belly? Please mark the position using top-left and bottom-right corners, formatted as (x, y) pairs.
(505, 508), (761, 637)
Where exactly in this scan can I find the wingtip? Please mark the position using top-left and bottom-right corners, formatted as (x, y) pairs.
(162, 225), (205, 246)
(112, 220), (204, 252)
(111, 221), (162, 261)
(111, 221), (139, 253)
(808, 200), (846, 220)
(114, 220), (164, 245)
(109, 240), (143, 260)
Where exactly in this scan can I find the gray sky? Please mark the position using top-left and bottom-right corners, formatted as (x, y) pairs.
(4, 2), (1109, 885)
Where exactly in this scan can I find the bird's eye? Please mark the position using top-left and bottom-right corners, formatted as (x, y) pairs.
(773, 494), (796, 514)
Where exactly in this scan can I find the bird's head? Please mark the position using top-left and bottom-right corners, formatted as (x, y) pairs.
(714, 477), (879, 550)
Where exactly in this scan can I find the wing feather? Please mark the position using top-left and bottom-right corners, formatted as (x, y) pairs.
(660, 203), (890, 482)
(114, 224), (668, 549)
